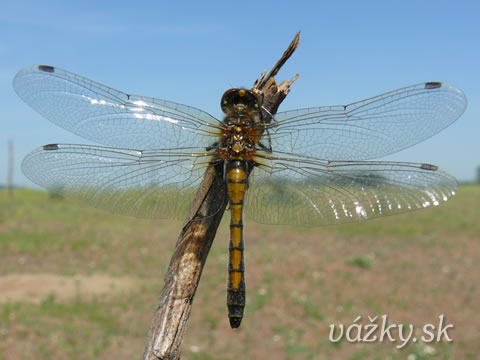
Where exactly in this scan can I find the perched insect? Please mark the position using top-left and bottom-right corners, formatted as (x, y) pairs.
(14, 65), (466, 327)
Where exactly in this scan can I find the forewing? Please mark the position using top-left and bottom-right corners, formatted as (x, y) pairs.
(22, 144), (217, 219)
(13, 65), (221, 150)
(269, 82), (466, 160)
(245, 155), (457, 225)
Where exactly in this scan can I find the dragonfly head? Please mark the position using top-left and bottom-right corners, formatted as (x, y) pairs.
(221, 88), (262, 114)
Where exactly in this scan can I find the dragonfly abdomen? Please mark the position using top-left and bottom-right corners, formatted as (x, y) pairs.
(226, 160), (248, 328)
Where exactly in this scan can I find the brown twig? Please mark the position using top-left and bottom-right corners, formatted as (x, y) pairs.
(142, 32), (300, 360)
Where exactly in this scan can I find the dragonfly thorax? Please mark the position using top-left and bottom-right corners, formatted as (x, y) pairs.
(219, 115), (260, 160)
(219, 89), (263, 161)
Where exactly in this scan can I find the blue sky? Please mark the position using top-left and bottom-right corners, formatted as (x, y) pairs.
(1, 0), (479, 186)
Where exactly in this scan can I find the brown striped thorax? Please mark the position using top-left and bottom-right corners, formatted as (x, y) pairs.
(218, 88), (263, 161)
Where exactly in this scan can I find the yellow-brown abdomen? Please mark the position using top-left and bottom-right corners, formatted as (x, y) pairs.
(226, 160), (248, 328)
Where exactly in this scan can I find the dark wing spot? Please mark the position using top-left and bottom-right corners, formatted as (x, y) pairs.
(420, 163), (438, 171)
(425, 82), (442, 89)
(43, 144), (59, 151)
(38, 65), (55, 73)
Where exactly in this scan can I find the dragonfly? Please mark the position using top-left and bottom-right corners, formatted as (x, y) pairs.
(13, 65), (466, 328)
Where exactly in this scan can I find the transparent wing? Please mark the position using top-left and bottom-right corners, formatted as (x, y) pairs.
(269, 82), (467, 160)
(21, 144), (219, 219)
(13, 65), (222, 150)
(245, 155), (457, 225)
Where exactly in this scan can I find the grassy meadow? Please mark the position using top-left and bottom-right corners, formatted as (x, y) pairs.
(0, 186), (479, 359)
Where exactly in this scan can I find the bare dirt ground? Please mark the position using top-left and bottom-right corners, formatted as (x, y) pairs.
(0, 274), (138, 304)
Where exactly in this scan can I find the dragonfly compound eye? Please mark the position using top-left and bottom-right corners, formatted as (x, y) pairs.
(221, 88), (262, 114)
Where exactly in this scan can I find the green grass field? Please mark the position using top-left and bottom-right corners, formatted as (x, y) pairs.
(1, 186), (479, 359)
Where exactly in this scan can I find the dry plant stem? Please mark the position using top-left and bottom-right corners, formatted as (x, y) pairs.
(142, 32), (300, 360)
(143, 164), (226, 360)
